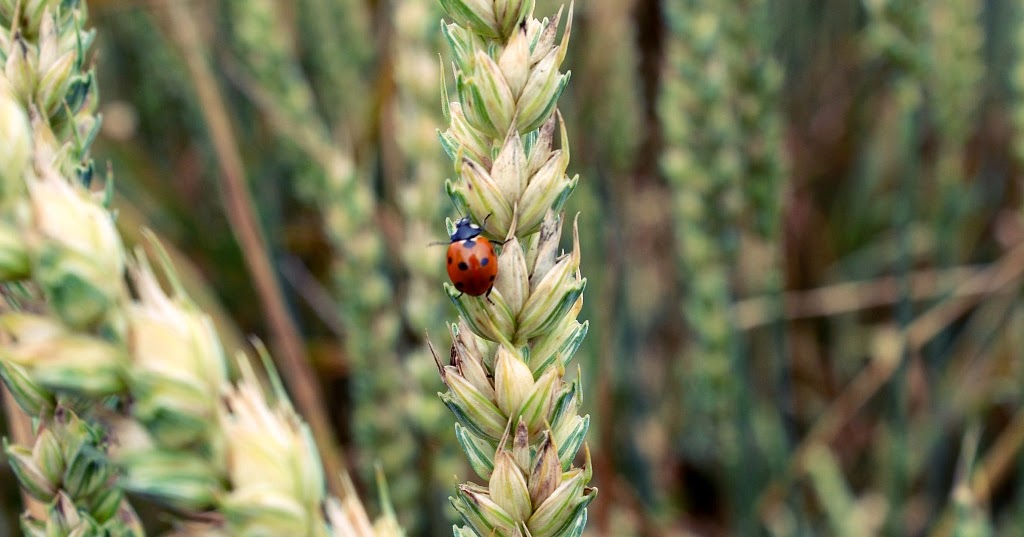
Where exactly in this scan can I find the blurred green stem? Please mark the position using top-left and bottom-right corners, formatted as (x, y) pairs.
(886, 80), (920, 537)
(928, 409), (1024, 537)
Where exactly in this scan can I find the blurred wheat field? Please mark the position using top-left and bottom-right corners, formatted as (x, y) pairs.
(2, 0), (1024, 535)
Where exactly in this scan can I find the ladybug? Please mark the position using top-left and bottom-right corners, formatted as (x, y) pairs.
(445, 216), (498, 298)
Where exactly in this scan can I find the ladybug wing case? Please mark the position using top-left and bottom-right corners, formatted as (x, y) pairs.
(446, 239), (497, 296)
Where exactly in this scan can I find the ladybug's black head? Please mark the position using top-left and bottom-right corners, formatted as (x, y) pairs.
(450, 216), (483, 242)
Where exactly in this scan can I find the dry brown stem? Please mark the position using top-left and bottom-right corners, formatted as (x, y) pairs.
(758, 241), (1024, 526)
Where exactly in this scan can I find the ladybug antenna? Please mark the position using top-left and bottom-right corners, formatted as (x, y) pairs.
(475, 212), (509, 245)
(443, 195), (464, 218)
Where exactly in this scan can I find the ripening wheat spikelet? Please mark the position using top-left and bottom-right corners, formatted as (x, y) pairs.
(0, 1), (141, 531)
(0, 1), (399, 535)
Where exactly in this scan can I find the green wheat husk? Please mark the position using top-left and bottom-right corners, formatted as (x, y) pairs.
(431, 1), (596, 535)
(0, 1), (139, 532)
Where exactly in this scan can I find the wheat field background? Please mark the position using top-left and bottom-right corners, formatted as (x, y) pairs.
(1, 0), (1023, 536)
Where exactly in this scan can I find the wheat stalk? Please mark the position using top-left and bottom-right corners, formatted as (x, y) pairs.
(1012, 3), (1024, 171)
(926, 0), (983, 262)
(861, 2), (928, 533)
(660, 0), (787, 531)
(661, 0), (746, 460)
(222, 0), (427, 521)
(296, 0), (373, 135)
(927, 0), (983, 156)
(804, 444), (887, 537)
(431, 1), (595, 535)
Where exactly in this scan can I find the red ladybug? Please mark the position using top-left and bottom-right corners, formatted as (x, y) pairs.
(446, 217), (498, 297)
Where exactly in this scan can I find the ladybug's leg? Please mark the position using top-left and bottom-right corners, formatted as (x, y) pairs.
(485, 285), (495, 305)
(478, 212), (510, 245)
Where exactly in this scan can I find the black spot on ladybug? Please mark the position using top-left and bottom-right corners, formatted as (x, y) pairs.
(463, 239), (476, 248)
(455, 281), (465, 290)
(489, 275), (495, 282)
(447, 256), (453, 264)
(458, 262), (469, 271)
(480, 257), (489, 266)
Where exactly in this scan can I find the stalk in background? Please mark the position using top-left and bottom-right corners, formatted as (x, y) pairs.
(390, 0), (465, 531)
(661, 2), (742, 465)
(804, 444), (886, 537)
(729, 0), (792, 508)
(571, 1), (663, 529)
(1013, 2), (1024, 166)
(660, 0), (786, 530)
(927, 0), (983, 176)
(296, 0), (373, 136)
(863, 2), (925, 534)
(222, 0), (420, 520)
(926, 0), (983, 265)
(432, 1), (596, 535)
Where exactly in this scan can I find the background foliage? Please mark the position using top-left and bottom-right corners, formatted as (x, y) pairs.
(3, 0), (1024, 535)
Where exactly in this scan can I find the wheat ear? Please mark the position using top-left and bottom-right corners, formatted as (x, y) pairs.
(432, 2), (595, 535)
